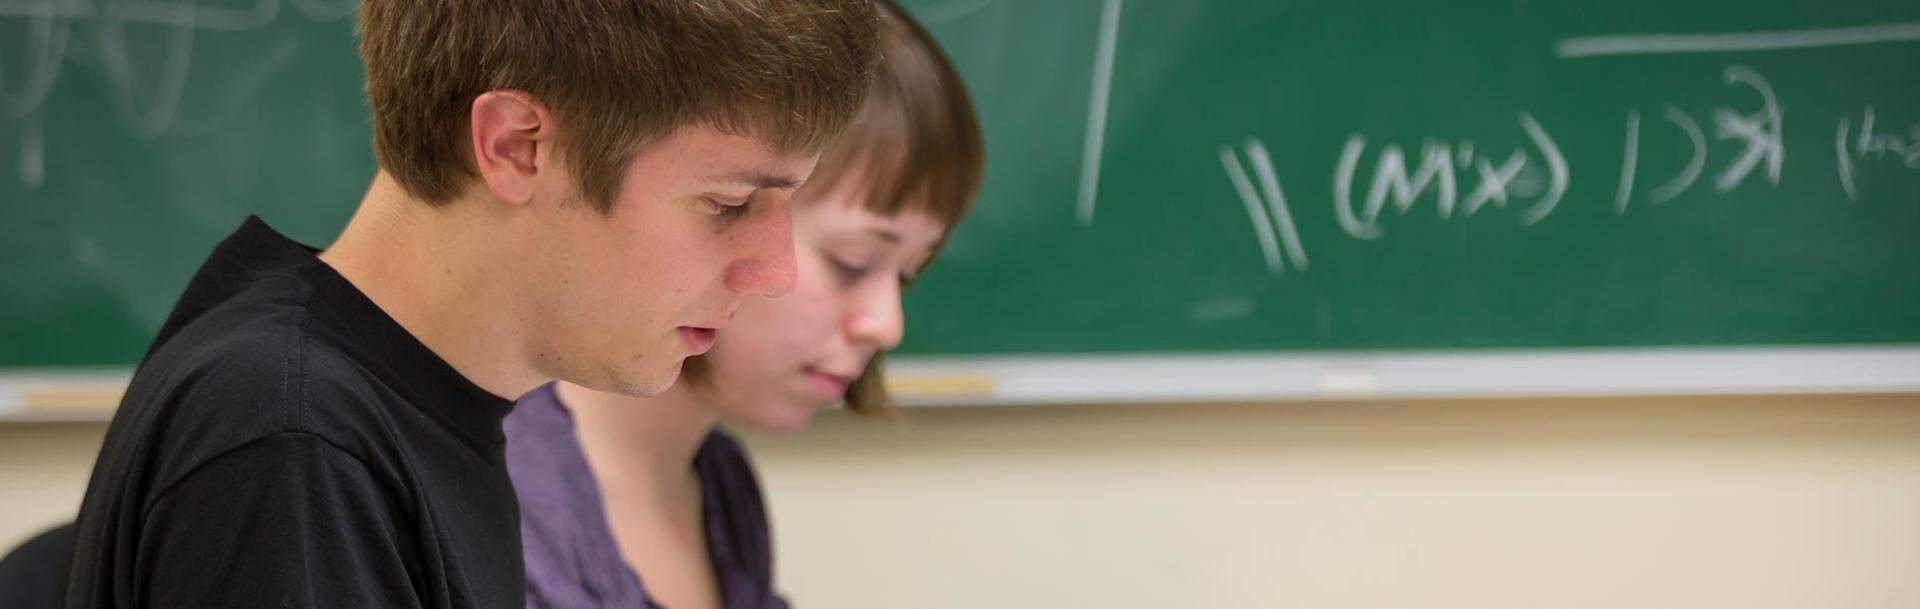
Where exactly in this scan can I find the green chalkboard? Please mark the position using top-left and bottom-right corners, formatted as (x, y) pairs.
(897, 0), (1920, 354)
(3, 1), (369, 366)
(3, 1), (1918, 368)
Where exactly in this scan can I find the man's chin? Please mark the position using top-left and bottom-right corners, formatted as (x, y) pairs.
(604, 361), (684, 398)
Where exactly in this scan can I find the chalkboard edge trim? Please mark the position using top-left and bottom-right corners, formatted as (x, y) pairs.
(4, 345), (1917, 420)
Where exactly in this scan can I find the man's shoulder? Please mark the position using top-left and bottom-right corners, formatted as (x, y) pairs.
(119, 295), (402, 493)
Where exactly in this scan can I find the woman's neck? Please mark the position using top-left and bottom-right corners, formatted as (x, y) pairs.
(558, 381), (719, 499)
(557, 380), (726, 609)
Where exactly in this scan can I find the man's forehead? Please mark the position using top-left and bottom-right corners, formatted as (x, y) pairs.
(645, 124), (815, 182)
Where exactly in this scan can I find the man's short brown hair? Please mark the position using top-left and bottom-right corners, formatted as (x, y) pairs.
(357, 0), (882, 212)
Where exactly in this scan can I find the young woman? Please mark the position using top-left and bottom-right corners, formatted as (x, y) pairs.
(504, 3), (985, 608)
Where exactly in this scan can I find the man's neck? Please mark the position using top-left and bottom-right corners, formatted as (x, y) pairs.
(319, 172), (543, 400)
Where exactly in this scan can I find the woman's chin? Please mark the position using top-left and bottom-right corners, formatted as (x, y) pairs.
(734, 400), (823, 434)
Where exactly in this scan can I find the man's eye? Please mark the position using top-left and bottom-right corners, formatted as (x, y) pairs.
(704, 197), (749, 218)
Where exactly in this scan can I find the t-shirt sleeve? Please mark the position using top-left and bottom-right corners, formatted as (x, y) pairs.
(135, 433), (423, 609)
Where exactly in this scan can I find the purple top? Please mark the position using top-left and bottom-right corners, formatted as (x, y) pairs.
(505, 383), (788, 609)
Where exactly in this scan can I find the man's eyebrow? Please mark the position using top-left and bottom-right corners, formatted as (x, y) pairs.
(703, 170), (803, 191)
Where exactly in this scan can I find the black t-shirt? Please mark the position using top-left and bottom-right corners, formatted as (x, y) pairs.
(64, 217), (525, 609)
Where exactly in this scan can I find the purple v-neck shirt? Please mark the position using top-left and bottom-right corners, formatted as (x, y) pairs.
(505, 383), (789, 609)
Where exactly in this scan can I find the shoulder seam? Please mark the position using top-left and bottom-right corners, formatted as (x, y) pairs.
(139, 431), (388, 522)
(280, 312), (296, 431)
(300, 320), (314, 433)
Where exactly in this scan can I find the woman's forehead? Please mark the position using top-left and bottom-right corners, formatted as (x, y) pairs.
(803, 201), (946, 246)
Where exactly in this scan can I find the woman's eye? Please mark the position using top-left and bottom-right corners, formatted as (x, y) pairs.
(830, 259), (869, 281)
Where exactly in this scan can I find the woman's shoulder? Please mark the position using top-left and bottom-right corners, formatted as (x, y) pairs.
(696, 428), (765, 504)
(695, 428), (787, 608)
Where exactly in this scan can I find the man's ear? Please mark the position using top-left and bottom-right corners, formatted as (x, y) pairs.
(469, 90), (552, 206)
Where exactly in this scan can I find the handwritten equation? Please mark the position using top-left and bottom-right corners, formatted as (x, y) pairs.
(1214, 65), (1916, 277)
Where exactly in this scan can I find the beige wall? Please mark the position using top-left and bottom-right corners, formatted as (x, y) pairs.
(745, 394), (1920, 609)
(7, 394), (1920, 608)
(1, 422), (106, 553)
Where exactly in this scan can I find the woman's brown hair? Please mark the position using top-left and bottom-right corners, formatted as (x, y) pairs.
(684, 0), (984, 416)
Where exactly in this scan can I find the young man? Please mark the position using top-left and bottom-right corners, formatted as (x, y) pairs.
(508, 4), (985, 607)
(62, 2), (879, 608)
